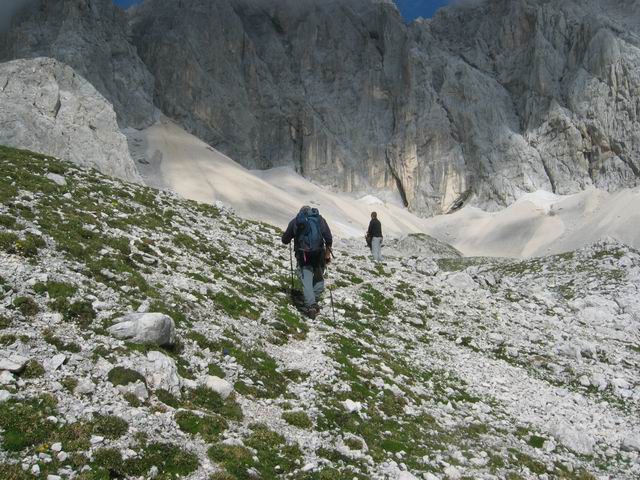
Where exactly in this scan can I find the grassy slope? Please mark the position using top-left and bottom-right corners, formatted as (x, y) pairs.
(0, 145), (636, 479)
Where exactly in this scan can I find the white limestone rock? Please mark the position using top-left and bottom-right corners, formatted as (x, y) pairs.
(75, 378), (96, 396)
(0, 371), (14, 385)
(45, 173), (66, 186)
(447, 272), (476, 290)
(205, 375), (234, 400)
(444, 465), (461, 480)
(44, 354), (66, 372)
(397, 472), (419, 480)
(621, 435), (640, 453)
(0, 390), (11, 402)
(0, 0), (155, 129)
(117, 381), (149, 401)
(108, 313), (176, 347)
(0, 351), (29, 372)
(0, 58), (141, 183)
(140, 351), (182, 395)
(342, 399), (363, 413)
(551, 425), (596, 456)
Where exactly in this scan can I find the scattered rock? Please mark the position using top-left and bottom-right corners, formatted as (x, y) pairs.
(45, 172), (66, 186)
(0, 390), (11, 402)
(444, 465), (462, 479)
(75, 378), (96, 395)
(342, 399), (363, 413)
(44, 354), (66, 372)
(0, 371), (14, 385)
(621, 435), (640, 452)
(551, 425), (595, 456)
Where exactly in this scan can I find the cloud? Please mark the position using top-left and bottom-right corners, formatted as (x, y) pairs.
(0, 0), (35, 32)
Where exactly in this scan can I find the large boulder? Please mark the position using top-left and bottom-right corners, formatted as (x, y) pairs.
(0, 351), (29, 373)
(205, 375), (233, 400)
(139, 351), (182, 395)
(0, 58), (141, 182)
(108, 313), (176, 347)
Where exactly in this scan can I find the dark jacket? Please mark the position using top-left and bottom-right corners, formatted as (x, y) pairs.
(367, 218), (382, 238)
(282, 215), (333, 266)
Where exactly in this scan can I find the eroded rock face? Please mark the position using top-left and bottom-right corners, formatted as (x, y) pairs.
(129, 0), (406, 194)
(2, 0), (639, 214)
(0, 58), (141, 182)
(0, 0), (155, 129)
(127, 0), (640, 214)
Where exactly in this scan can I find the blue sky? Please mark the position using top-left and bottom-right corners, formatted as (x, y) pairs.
(394, 0), (450, 21)
(112, 0), (451, 21)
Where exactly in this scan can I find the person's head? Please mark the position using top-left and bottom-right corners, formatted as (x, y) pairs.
(299, 205), (311, 214)
(371, 211), (377, 219)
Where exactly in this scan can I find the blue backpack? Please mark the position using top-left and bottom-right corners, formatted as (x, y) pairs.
(295, 208), (324, 253)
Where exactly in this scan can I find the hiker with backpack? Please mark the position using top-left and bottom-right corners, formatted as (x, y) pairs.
(366, 211), (383, 262)
(282, 206), (333, 318)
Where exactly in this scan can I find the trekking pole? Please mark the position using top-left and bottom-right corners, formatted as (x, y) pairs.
(289, 243), (294, 293)
(328, 284), (336, 323)
(324, 248), (337, 323)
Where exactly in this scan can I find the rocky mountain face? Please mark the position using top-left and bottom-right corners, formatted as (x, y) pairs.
(129, 0), (640, 214)
(0, 58), (140, 182)
(128, 0), (406, 196)
(1, 145), (639, 478)
(2, 0), (639, 215)
(0, 0), (155, 129)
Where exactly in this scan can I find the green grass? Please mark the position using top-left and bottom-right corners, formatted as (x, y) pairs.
(156, 389), (182, 408)
(207, 444), (255, 479)
(93, 442), (199, 478)
(34, 280), (77, 299)
(210, 339), (288, 399)
(107, 367), (146, 386)
(185, 386), (243, 421)
(282, 411), (313, 429)
(360, 286), (393, 317)
(175, 410), (228, 441)
(19, 360), (45, 378)
(0, 395), (58, 451)
(13, 296), (39, 316)
(211, 291), (260, 320)
(208, 424), (304, 479)
(92, 415), (129, 439)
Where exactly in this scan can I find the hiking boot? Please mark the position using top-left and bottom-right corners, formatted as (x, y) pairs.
(302, 304), (319, 319)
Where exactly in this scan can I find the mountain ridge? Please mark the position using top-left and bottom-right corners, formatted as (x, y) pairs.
(1, 0), (639, 216)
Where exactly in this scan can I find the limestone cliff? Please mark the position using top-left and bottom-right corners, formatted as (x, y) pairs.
(2, 0), (639, 214)
(128, 0), (640, 213)
(0, 58), (141, 182)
